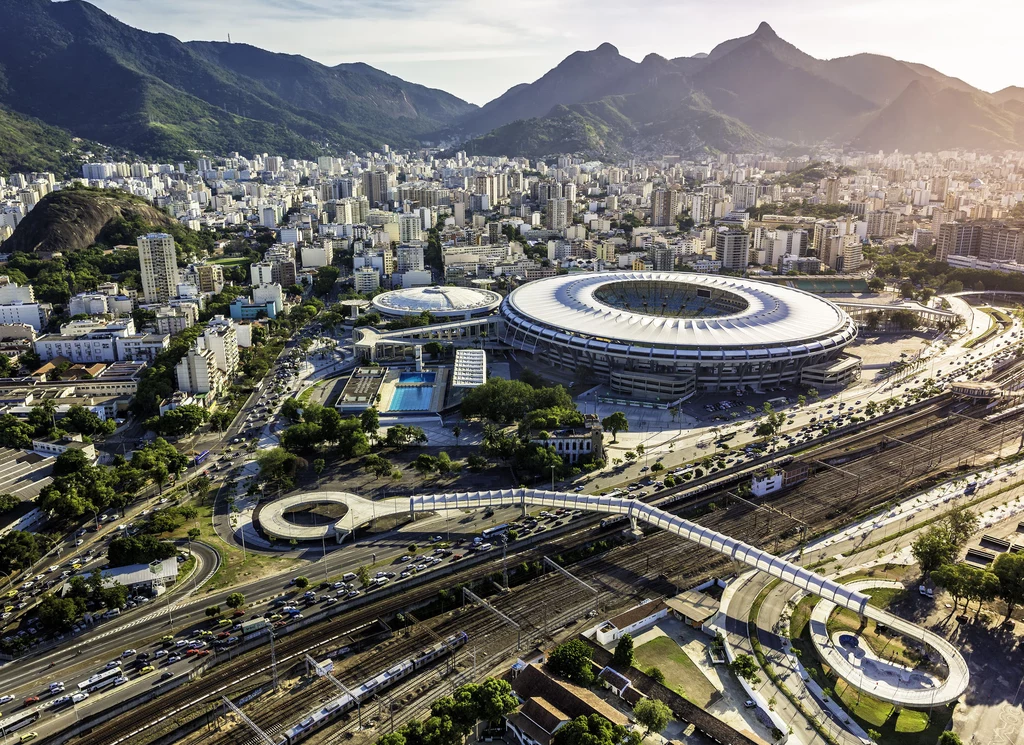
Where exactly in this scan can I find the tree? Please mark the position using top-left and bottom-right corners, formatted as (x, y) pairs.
(624, 451), (637, 463)
(807, 388), (819, 401)
(646, 667), (666, 685)
(601, 412), (629, 443)
(612, 634), (634, 669)
(360, 407), (380, 441)
(357, 565), (371, 587)
(912, 526), (958, 575)
(0, 531), (40, 574)
(108, 535), (176, 567)
(0, 493), (18, 513)
(729, 653), (761, 685)
(470, 677), (518, 723)
(257, 447), (301, 487)
(53, 448), (90, 478)
(187, 527), (201, 555)
(993, 552), (1024, 620)
(37, 594), (79, 633)
(205, 605), (222, 618)
(364, 453), (395, 480)
(553, 714), (640, 745)
(650, 462), (664, 474)
(938, 732), (963, 745)
(314, 265), (341, 296)
(943, 506), (978, 548)
(412, 453), (437, 477)
(633, 698), (671, 735)
(548, 639), (594, 685)
(293, 576), (309, 589)
(226, 593), (245, 610)
(868, 277), (886, 292)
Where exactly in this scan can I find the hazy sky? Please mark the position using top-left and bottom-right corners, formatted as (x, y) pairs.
(86, 0), (1023, 105)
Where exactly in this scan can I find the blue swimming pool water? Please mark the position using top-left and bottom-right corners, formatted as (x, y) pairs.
(390, 386), (434, 411)
(398, 372), (436, 384)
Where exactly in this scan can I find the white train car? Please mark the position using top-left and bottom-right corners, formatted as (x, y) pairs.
(279, 631), (468, 745)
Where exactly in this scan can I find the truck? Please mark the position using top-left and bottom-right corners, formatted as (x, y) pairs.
(241, 619), (269, 637)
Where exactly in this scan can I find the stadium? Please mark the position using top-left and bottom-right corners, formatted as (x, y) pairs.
(500, 272), (859, 396)
(371, 285), (502, 320)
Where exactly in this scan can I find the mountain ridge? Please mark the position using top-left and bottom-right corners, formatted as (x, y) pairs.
(0, 0), (476, 161)
(455, 21), (1024, 157)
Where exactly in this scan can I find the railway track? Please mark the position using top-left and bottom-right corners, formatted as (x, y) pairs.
(67, 396), (1024, 745)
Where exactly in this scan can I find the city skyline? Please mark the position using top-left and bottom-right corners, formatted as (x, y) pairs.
(83, 0), (1023, 105)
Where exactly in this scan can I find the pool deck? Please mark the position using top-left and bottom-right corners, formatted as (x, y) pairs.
(379, 367), (449, 414)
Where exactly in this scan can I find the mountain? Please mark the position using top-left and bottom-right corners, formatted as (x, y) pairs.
(2, 187), (177, 255)
(0, 106), (90, 176)
(456, 43), (638, 135)
(0, 0), (476, 162)
(854, 80), (1024, 152)
(457, 22), (1024, 157)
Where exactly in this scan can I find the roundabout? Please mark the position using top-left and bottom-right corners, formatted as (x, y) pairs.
(255, 491), (404, 543)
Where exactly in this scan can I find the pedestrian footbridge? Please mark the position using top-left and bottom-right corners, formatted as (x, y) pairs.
(408, 488), (969, 706)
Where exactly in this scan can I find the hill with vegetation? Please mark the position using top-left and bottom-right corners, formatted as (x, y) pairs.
(0, 106), (91, 176)
(0, 0), (476, 162)
(1, 186), (178, 255)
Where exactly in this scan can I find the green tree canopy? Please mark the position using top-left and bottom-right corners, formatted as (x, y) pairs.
(548, 639), (594, 685)
(601, 412), (629, 443)
(633, 698), (671, 735)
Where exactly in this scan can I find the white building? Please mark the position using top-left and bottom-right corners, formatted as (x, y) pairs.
(175, 345), (223, 395)
(399, 213), (423, 243)
(252, 283), (284, 315)
(354, 266), (381, 294)
(300, 243), (334, 269)
(201, 322), (239, 376)
(396, 244), (425, 273)
(715, 229), (750, 271)
(250, 261), (275, 286)
(138, 233), (180, 304)
(154, 305), (198, 336)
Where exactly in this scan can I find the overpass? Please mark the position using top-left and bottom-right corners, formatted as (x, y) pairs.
(407, 488), (969, 706)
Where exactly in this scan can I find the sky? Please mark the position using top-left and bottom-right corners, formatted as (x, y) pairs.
(85, 0), (1024, 105)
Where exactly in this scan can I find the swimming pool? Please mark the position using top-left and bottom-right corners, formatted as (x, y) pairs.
(397, 372), (436, 384)
(390, 386), (434, 411)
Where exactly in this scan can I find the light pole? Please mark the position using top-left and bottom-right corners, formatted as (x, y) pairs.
(550, 465), (556, 492)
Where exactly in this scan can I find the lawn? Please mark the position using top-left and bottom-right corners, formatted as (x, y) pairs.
(209, 255), (251, 267)
(633, 635), (718, 708)
(165, 502), (299, 593)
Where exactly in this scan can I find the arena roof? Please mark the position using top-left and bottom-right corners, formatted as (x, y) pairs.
(372, 285), (502, 317)
(502, 272), (853, 350)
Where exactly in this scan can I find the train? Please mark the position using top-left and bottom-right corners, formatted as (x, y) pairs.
(278, 631), (468, 745)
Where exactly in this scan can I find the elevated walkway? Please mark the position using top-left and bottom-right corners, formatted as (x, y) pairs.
(406, 488), (968, 706)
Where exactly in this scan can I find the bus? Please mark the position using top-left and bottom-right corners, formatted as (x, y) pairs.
(194, 450), (211, 466)
(0, 710), (40, 734)
(481, 524), (509, 540)
(766, 397), (789, 408)
(79, 667), (122, 692)
(716, 432), (737, 444)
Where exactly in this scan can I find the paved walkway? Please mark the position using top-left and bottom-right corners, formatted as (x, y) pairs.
(809, 580), (945, 707)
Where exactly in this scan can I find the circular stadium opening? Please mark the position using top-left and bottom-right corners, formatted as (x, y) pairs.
(592, 279), (750, 318)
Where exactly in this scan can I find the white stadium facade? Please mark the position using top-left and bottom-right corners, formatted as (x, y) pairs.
(371, 285), (503, 320)
(354, 272), (859, 397)
(500, 273), (858, 396)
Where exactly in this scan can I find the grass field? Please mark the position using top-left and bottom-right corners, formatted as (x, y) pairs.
(633, 635), (717, 708)
(209, 255), (251, 267)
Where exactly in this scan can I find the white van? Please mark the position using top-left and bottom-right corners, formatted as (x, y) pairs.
(342, 573), (357, 582)
(103, 608), (121, 619)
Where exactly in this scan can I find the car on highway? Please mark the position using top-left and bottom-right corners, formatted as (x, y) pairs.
(138, 665), (154, 675)
(113, 676), (127, 686)
(0, 694), (13, 705)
